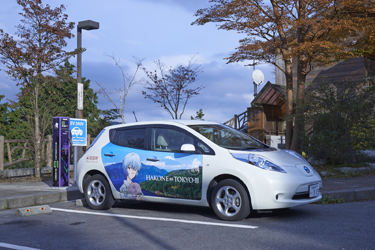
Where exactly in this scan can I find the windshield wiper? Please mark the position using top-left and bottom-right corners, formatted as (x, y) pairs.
(238, 146), (260, 150)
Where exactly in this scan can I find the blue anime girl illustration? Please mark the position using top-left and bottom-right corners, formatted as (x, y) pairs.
(119, 152), (145, 200)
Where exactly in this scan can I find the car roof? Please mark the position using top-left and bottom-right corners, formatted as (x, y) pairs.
(103, 120), (220, 130)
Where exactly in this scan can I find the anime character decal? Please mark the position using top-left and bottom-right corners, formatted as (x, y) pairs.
(119, 152), (145, 200)
(102, 145), (203, 201)
(60, 142), (70, 185)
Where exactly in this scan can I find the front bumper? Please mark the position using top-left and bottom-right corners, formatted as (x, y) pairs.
(247, 167), (322, 210)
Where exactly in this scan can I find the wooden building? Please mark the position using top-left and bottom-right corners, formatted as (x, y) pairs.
(247, 82), (287, 142)
(275, 56), (375, 89)
(225, 55), (374, 145)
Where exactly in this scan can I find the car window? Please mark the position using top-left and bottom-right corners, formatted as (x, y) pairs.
(152, 128), (194, 152)
(189, 124), (268, 150)
(109, 128), (146, 149)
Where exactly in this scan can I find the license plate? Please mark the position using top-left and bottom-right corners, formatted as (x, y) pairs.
(309, 184), (319, 197)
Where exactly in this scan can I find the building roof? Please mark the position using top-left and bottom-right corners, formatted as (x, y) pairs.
(251, 81), (287, 107)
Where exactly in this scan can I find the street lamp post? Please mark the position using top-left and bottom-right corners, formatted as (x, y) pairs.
(74, 20), (99, 185)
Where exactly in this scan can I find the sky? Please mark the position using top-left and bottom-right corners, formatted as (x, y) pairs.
(0, 0), (274, 124)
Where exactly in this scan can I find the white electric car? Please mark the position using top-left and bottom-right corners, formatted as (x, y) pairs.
(77, 120), (322, 221)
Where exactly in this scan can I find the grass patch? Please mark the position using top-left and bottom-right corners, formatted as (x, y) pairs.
(315, 196), (345, 204)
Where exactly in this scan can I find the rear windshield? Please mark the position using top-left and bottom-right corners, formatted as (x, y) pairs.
(189, 124), (268, 150)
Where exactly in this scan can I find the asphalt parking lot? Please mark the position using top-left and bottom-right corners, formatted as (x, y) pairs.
(1, 199), (375, 250)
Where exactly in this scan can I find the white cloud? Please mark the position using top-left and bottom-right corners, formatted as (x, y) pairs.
(0, 0), (275, 125)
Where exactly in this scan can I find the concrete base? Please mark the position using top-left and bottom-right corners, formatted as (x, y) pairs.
(0, 165), (74, 178)
(75, 198), (87, 207)
(16, 205), (52, 217)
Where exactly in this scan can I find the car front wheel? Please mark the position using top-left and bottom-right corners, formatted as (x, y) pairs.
(84, 174), (114, 210)
(211, 179), (250, 221)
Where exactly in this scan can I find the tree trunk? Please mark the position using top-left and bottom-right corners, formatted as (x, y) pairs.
(284, 59), (294, 149)
(291, 0), (308, 154)
(291, 54), (308, 154)
(34, 84), (42, 179)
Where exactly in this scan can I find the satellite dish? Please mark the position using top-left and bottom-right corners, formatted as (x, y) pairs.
(252, 69), (264, 86)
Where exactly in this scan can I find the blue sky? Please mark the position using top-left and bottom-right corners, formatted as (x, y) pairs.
(0, 0), (274, 123)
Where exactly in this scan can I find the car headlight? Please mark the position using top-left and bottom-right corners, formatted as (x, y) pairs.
(231, 153), (287, 173)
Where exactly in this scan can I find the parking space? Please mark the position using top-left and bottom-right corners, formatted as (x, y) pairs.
(1, 200), (375, 249)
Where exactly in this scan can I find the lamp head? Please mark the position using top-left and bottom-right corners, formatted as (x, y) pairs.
(78, 20), (99, 30)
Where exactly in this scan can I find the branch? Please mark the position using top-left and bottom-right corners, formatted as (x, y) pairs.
(95, 81), (120, 112)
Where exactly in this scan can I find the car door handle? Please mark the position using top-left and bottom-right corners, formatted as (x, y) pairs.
(147, 158), (159, 162)
(104, 153), (115, 157)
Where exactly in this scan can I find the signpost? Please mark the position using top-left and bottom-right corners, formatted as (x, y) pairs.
(77, 83), (84, 110)
(70, 118), (87, 184)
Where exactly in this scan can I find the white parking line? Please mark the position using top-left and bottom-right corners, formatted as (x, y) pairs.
(51, 208), (258, 229)
(0, 242), (41, 250)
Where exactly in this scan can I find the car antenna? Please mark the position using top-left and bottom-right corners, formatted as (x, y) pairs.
(133, 111), (138, 122)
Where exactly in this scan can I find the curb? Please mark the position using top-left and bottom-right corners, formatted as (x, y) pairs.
(322, 187), (375, 202)
(0, 188), (83, 211)
(1, 186), (374, 212)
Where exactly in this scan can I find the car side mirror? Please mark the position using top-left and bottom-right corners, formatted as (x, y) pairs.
(180, 144), (195, 152)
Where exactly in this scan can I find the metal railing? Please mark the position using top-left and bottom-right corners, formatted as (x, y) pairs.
(223, 110), (248, 130)
(0, 135), (52, 171)
(0, 135), (95, 171)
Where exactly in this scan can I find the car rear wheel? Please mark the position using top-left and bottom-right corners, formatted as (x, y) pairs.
(211, 179), (250, 221)
(84, 174), (114, 210)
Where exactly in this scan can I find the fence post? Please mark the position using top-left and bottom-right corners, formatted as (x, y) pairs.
(47, 135), (52, 167)
(87, 134), (91, 148)
(0, 135), (4, 171)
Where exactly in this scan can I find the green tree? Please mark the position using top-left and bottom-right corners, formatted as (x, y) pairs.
(0, 0), (78, 178)
(0, 95), (8, 135)
(48, 61), (107, 136)
(191, 109), (205, 120)
(16, 61), (110, 138)
(301, 81), (375, 164)
(0, 95), (29, 140)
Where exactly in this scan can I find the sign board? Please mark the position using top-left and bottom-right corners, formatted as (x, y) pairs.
(265, 135), (286, 149)
(70, 118), (87, 146)
(52, 117), (70, 187)
(77, 83), (83, 110)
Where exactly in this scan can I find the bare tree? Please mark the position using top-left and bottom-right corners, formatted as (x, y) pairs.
(142, 58), (203, 119)
(96, 54), (143, 124)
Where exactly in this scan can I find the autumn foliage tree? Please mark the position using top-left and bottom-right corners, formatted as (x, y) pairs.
(142, 59), (203, 119)
(193, 0), (375, 153)
(0, 0), (78, 178)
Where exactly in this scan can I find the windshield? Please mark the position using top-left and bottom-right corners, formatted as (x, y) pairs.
(189, 124), (267, 150)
